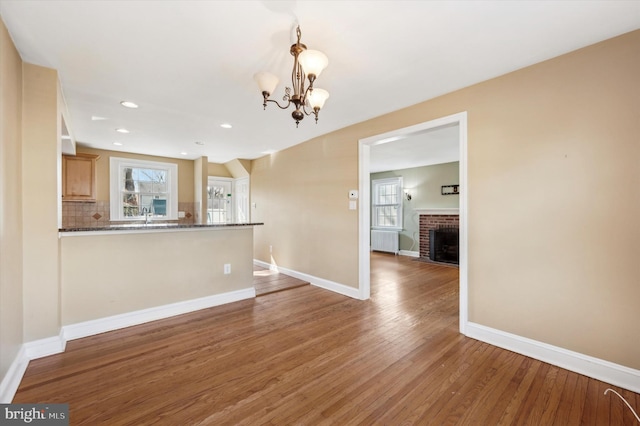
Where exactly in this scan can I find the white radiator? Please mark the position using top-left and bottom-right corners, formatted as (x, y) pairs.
(371, 230), (399, 254)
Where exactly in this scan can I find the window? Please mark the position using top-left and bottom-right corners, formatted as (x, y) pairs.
(372, 177), (403, 229)
(110, 157), (178, 221)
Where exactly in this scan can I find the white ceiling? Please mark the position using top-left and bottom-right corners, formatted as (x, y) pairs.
(1, 1), (638, 166)
(370, 124), (460, 173)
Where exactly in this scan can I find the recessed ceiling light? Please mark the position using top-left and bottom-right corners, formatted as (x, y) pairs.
(91, 116), (108, 121)
(113, 142), (123, 146)
(180, 152), (188, 156)
(61, 135), (71, 140)
(220, 123), (232, 129)
(116, 128), (129, 133)
(195, 141), (205, 145)
(261, 149), (277, 155)
(120, 101), (139, 109)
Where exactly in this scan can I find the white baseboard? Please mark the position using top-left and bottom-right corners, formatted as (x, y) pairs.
(253, 259), (273, 270)
(23, 330), (67, 360)
(63, 287), (256, 341)
(466, 322), (640, 393)
(1, 329), (69, 402)
(0, 346), (28, 403)
(254, 260), (361, 299)
(0, 287), (255, 403)
(399, 250), (419, 258)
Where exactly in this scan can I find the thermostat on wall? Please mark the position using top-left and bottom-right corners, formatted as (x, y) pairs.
(349, 190), (359, 199)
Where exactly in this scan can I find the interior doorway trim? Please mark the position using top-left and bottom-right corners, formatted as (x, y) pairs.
(358, 111), (469, 335)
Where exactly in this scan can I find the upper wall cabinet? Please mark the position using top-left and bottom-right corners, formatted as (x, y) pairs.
(62, 153), (99, 202)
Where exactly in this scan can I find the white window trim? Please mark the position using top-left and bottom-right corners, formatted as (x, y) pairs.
(109, 157), (178, 221)
(371, 176), (403, 231)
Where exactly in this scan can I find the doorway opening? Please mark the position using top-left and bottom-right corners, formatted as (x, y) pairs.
(207, 176), (251, 224)
(207, 177), (233, 224)
(358, 112), (468, 335)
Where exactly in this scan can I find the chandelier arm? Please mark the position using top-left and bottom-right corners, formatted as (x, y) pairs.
(301, 103), (313, 117)
(265, 98), (291, 110)
(300, 86), (314, 116)
(300, 98), (320, 123)
(304, 84), (321, 123)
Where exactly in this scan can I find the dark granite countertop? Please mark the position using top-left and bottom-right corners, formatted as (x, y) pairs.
(59, 222), (264, 233)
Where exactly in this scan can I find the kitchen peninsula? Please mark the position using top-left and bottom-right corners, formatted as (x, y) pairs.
(59, 222), (263, 338)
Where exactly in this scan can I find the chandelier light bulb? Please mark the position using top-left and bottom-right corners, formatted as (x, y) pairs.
(298, 49), (329, 79)
(307, 88), (330, 110)
(253, 72), (279, 97)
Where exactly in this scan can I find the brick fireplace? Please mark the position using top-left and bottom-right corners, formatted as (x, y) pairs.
(416, 209), (460, 260)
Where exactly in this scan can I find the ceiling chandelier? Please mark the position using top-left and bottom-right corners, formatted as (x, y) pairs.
(254, 25), (329, 127)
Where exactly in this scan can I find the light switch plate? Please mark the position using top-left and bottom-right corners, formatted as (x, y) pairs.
(349, 190), (358, 200)
(349, 200), (357, 210)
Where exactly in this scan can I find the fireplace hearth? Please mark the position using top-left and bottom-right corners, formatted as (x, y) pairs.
(429, 227), (459, 265)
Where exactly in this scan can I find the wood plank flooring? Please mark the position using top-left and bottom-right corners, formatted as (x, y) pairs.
(253, 265), (309, 296)
(13, 253), (639, 425)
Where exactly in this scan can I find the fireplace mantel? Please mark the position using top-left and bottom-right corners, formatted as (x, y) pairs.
(414, 208), (459, 216)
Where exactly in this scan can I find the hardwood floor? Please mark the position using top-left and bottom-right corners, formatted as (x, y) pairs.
(253, 265), (309, 296)
(14, 253), (639, 425)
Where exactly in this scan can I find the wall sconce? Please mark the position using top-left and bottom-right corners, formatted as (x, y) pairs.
(441, 185), (459, 195)
(404, 190), (412, 201)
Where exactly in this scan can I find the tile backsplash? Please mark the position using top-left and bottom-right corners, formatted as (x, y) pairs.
(62, 201), (196, 228)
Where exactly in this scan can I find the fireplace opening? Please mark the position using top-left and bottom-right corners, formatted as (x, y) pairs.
(429, 226), (459, 264)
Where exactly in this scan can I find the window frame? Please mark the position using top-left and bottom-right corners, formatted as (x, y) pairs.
(109, 157), (178, 221)
(371, 177), (403, 230)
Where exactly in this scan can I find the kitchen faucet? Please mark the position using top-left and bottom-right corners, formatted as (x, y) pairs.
(142, 207), (152, 224)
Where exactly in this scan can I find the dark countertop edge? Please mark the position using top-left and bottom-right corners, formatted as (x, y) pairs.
(59, 223), (264, 233)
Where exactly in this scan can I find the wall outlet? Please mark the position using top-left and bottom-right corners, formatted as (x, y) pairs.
(224, 264), (231, 274)
(269, 245), (272, 253)
(178, 211), (185, 218)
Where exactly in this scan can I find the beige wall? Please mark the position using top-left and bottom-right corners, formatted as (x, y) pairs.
(252, 134), (360, 287)
(21, 63), (62, 341)
(462, 31), (639, 370)
(372, 162), (460, 251)
(76, 146), (196, 203)
(208, 162), (232, 178)
(0, 18), (24, 383)
(224, 159), (251, 178)
(61, 229), (254, 324)
(252, 30), (640, 369)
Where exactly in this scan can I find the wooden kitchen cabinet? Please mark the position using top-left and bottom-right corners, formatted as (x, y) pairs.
(62, 153), (99, 201)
